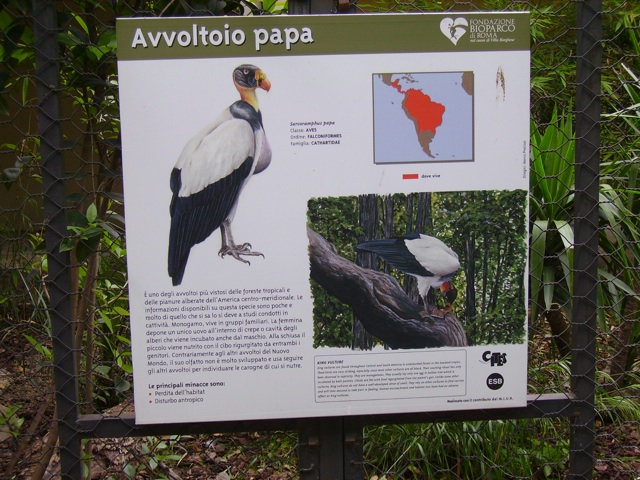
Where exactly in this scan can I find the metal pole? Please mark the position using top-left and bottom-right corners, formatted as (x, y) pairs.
(288, 0), (360, 477)
(289, 0), (337, 14)
(32, 1), (83, 478)
(570, 0), (602, 478)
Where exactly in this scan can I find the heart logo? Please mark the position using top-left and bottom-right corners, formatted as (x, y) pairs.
(440, 17), (469, 45)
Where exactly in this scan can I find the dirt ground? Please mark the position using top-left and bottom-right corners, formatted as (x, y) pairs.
(1, 325), (638, 479)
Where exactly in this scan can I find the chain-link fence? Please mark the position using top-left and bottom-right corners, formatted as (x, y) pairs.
(0, 0), (638, 478)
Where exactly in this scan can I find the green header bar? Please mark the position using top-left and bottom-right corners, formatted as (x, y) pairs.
(116, 12), (530, 61)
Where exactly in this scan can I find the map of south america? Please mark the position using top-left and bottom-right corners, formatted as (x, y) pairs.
(386, 75), (446, 158)
(373, 71), (474, 164)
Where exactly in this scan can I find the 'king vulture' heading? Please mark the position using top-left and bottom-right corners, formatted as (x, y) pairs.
(168, 64), (272, 286)
(356, 233), (460, 312)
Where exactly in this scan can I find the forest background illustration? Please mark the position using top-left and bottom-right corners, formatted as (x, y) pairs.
(308, 190), (528, 349)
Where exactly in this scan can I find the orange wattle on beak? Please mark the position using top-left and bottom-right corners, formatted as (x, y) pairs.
(257, 72), (271, 92)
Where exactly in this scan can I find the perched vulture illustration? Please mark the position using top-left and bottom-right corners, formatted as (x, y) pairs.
(168, 64), (271, 286)
(356, 232), (460, 313)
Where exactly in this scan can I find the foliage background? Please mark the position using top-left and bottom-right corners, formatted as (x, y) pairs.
(0, 0), (638, 478)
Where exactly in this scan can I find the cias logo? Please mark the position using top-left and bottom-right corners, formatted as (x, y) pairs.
(481, 351), (507, 366)
(440, 17), (469, 45)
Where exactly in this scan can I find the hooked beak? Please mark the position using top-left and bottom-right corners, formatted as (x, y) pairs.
(257, 70), (271, 92)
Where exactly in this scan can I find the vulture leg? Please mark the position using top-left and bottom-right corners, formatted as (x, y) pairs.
(419, 295), (449, 319)
(218, 221), (264, 264)
(423, 305), (447, 318)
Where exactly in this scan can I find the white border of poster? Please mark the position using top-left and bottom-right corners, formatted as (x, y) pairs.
(117, 12), (530, 424)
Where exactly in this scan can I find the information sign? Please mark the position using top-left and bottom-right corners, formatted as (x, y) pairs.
(117, 12), (530, 424)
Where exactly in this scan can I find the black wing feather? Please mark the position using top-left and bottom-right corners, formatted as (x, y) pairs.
(356, 237), (433, 277)
(169, 167), (181, 216)
(168, 156), (254, 286)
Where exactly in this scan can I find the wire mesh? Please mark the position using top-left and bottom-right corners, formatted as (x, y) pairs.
(0, 0), (638, 478)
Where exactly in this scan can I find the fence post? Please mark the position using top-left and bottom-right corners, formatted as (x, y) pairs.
(570, 0), (602, 478)
(288, 1), (363, 478)
(289, 0), (336, 14)
(32, 0), (83, 478)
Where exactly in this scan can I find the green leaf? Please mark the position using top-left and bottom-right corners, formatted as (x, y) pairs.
(555, 220), (574, 251)
(115, 378), (131, 394)
(66, 210), (89, 228)
(59, 238), (75, 252)
(21, 76), (29, 105)
(24, 334), (53, 361)
(542, 266), (556, 311)
(98, 310), (114, 331)
(75, 235), (101, 262)
(81, 226), (104, 240)
(86, 202), (98, 223)
(530, 220), (548, 320)
(0, 95), (9, 116)
(123, 462), (137, 479)
(94, 365), (111, 377)
(2, 166), (21, 182)
(120, 363), (133, 374)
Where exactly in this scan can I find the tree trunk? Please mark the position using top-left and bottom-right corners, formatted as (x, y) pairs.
(606, 293), (638, 390)
(415, 192), (432, 232)
(464, 233), (477, 323)
(546, 305), (572, 358)
(354, 194), (378, 350)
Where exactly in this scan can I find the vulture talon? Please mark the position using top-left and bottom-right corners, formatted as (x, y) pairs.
(219, 244), (264, 264)
(425, 304), (447, 318)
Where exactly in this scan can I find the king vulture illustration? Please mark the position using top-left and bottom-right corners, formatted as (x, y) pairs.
(168, 64), (271, 286)
(356, 233), (460, 313)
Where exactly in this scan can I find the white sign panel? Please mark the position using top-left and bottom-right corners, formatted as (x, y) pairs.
(117, 12), (530, 424)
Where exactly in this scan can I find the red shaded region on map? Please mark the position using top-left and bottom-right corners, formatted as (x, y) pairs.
(386, 76), (445, 158)
(403, 89), (446, 137)
(390, 78), (403, 94)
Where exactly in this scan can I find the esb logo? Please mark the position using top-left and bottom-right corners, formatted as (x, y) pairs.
(486, 373), (504, 390)
(481, 351), (507, 366)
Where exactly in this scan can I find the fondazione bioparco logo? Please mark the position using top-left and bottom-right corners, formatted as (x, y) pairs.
(439, 15), (520, 46)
